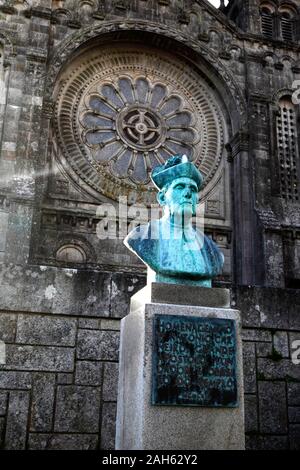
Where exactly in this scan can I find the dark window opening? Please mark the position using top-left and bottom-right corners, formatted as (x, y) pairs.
(285, 278), (300, 289)
(276, 98), (299, 203)
(281, 15), (294, 41)
(261, 10), (274, 39)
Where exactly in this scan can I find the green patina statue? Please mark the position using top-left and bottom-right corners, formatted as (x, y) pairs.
(124, 155), (224, 287)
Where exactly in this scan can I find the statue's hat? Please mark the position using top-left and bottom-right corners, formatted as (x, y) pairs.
(151, 155), (203, 190)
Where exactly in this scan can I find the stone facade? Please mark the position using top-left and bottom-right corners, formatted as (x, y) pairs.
(0, 0), (299, 450)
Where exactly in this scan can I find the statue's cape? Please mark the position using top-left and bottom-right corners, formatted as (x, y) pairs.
(124, 220), (224, 280)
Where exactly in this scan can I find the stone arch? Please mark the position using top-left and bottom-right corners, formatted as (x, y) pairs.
(45, 21), (246, 134)
(54, 234), (96, 264)
(260, 1), (276, 14)
(272, 87), (296, 103)
(278, 1), (299, 15)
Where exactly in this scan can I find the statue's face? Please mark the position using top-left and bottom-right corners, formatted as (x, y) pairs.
(160, 177), (199, 219)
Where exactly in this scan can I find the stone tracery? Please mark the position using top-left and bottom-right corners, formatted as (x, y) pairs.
(54, 45), (225, 204)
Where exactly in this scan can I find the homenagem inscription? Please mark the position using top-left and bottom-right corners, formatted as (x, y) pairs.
(152, 315), (237, 407)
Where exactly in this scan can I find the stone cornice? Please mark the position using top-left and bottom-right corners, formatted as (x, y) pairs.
(24, 7), (52, 20)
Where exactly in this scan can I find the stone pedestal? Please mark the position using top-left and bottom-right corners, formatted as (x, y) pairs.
(116, 283), (245, 450)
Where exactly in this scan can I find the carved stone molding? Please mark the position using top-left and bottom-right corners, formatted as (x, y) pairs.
(24, 6), (52, 20)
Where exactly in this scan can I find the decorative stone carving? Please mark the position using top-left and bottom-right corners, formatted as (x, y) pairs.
(47, 21), (246, 116)
(54, 45), (225, 205)
(56, 244), (87, 263)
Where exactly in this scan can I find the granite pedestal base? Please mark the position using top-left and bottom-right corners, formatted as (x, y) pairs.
(116, 283), (245, 450)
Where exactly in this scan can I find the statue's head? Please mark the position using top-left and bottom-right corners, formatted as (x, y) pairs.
(151, 155), (203, 219)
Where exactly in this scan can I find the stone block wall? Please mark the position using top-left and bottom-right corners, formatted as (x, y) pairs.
(0, 312), (120, 450)
(0, 278), (299, 450)
(236, 287), (300, 450)
(0, 265), (145, 450)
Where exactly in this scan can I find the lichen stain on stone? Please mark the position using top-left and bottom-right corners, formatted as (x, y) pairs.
(260, 311), (267, 323)
(111, 280), (118, 299)
(30, 141), (38, 152)
(45, 285), (57, 300)
(86, 295), (97, 305)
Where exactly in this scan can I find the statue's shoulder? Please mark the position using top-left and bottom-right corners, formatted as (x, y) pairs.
(202, 233), (225, 263)
(124, 220), (160, 248)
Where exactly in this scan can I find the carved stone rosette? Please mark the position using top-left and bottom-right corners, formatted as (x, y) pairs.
(54, 45), (224, 205)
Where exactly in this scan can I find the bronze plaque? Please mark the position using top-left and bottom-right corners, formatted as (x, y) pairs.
(152, 314), (238, 407)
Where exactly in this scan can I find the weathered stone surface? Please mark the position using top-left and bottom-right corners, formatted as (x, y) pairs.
(75, 361), (103, 386)
(0, 371), (32, 390)
(1, 345), (74, 372)
(255, 342), (272, 357)
(78, 318), (101, 329)
(0, 313), (17, 342)
(56, 373), (73, 385)
(235, 287), (300, 330)
(243, 342), (256, 393)
(244, 395), (258, 433)
(258, 382), (287, 434)
(242, 329), (272, 342)
(246, 435), (288, 451)
(101, 402), (117, 450)
(54, 386), (100, 433)
(77, 330), (119, 361)
(288, 407), (300, 424)
(273, 331), (289, 358)
(131, 283), (230, 310)
(16, 314), (77, 346)
(100, 319), (121, 331)
(257, 358), (300, 381)
(110, 273), (145, 318)
(30, 373), (55, 432)
(0, 265), (111, 317)
(102, 362), (119, 402)
(287, 383), (300, 406)
(0, 392), (7, 416)
(290, 424), (300, 450)
(28, 433), (98, 450)
(5, 390), (30, 450)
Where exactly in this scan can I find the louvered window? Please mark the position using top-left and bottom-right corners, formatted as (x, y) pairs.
(276, 99), (299, 202)
(261, 10), (274, 38)
(281, 13), (294, 41)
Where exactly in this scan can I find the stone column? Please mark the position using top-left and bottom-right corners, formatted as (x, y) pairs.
(116, 283), (245, 450)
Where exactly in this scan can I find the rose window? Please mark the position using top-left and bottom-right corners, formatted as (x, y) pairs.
(54, 47), (224, 205)
(117, 106), (163, 149)
(80, 77), (197, 185)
